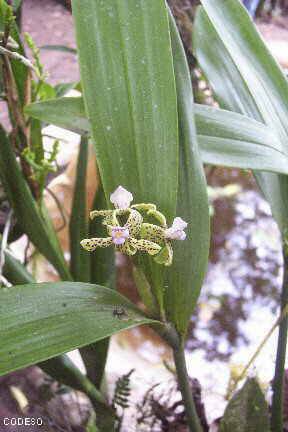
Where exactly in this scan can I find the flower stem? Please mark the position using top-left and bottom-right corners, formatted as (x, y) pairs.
(271, 248), (288, 432)
(173, 342), (203, 432)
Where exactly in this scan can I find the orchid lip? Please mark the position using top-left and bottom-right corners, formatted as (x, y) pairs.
(111, 226), (130, 245)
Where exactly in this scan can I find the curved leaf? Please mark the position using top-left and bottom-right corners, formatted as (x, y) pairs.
(194, 0), (288, 233)
(0, 282), (156, 376)
(195, 104), (288, 174)
(26, 97), (288, 175)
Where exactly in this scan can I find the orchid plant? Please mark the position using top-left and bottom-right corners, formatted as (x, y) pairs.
(1, 0), (288, 431)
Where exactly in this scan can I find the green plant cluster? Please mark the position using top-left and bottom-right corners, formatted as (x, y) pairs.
(1, 0), (288, 430)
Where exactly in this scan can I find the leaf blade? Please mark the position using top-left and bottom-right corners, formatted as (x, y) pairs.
(195, 104), (288, 174)
(71, 0), (179, 217)
(164, 12), (210, 334)
(0, 282), (156, 376)
(69, 135), (91, 282)
(194, 1), (288, 233)
(26, 97), (288, 175)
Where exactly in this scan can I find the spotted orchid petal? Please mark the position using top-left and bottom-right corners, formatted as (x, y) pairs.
(110, 186), (133, 209)
(80, 237), (113, 251)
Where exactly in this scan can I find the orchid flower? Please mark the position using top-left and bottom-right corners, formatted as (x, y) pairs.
(80, 186), (188, 265)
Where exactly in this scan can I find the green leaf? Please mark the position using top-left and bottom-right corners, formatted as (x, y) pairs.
(71, 0), (178, 216)
(25, 97), (89, 134)
(26, 96), (288, 175)
(71, 0), (179, 314)
(220, 378), (270, 432)
(194, 0), (288, 233)
(164, 12), (210, 334)
(195, 104), (288, 174)
(69, 135), (90, 282)
(0, 127), (71, 280)
(0, 249), (108, 412)
(0, 281), (157, 375)
(69, 138), (111, 392)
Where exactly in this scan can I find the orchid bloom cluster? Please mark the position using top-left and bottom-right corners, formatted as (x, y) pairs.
(80, 186), (187, 266)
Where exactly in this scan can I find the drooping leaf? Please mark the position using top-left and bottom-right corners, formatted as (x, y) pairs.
(26, 96), (288, 175)
(1, 243), (108, 415)
(194, 0), (288, 233)
(220, 378), (270, 432)
(0, 282), (157, 375)
(164, 12), (210, 334)
(195, 104), (288, 174)
(0, 126), (71, 280)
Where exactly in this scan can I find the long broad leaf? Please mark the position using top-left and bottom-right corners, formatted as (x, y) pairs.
(1, 243), (109, 419)
(26, 96), (288, 175)
(71, 0), (179, 313)
(0, 282), (156, 375)
(164, 12), (210, 335)
(71, 0), (178, 216)
(0, 127), (71, 280)
(194, 0), (288, 233)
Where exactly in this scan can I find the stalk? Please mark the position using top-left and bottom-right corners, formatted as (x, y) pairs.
(173, 344), (203, 432)
(156, 324), (203, 432)
(271, 248), (288, 432)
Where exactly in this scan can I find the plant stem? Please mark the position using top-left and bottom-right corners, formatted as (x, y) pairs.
(271, 248), (288, 432)
(173, 342), (203, 432)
